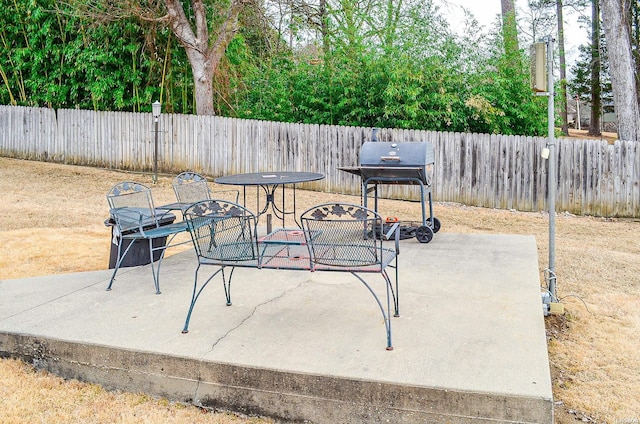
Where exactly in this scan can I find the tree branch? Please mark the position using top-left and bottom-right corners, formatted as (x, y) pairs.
(209, 0), (248, 58)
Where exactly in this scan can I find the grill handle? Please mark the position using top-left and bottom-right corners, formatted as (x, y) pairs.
(380, 156), (401, 162)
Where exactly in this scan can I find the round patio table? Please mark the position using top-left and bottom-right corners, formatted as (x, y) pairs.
(215, 172), (325, 230)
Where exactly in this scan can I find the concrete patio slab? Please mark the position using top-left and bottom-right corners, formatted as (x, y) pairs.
(0, 233), (553, 423)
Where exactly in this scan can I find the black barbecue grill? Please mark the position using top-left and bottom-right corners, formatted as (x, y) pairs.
(339, 141), (440, 243)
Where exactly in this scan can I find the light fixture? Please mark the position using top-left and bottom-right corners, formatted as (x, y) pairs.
(152, 100), (161, 119)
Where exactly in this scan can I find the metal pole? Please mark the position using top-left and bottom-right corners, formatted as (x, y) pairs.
(576, 96), (581, 131)
(153, 116), (159, 184)
(152, 101), (161, 184)
(546, 37), (557, 300)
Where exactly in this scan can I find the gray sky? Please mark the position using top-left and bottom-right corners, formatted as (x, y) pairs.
(441, 0), (589, 66)
(440, 0), (502, 31)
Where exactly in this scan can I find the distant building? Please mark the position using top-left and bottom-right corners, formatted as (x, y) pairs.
(568, 97), (617, 133)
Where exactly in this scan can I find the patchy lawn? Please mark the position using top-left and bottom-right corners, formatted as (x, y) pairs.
(1, 157), (638, 423)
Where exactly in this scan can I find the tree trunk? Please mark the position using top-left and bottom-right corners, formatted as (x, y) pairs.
(589, 1), (602, 137)
(601, 0), (640, 141)
(556, 0), (569, 135)
(501, 0), (519, 52)
(501, 0), (516, 22)
(320, 0), (329, 53)
(164, 0), (245, 116)
(184, 49), (216, 116)
(629, 1), (640, 108)
(590, 0), (601, 136)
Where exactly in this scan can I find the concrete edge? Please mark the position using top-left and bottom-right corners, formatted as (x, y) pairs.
(1, 332), (553, 423)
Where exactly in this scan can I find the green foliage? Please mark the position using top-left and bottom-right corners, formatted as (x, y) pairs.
(1, 0), (547, 136)
(232, 1), (546, 136)
(464, 31), (547, 135)
(568, 41), (613, 109)
(0, 0), (191, 112)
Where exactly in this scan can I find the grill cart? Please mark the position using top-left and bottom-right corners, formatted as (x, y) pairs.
(340, 141), (441, 243)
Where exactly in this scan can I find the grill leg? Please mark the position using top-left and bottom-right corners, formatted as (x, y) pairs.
(418, 181), (426, 226)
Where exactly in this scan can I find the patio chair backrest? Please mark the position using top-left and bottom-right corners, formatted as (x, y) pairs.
(184, 199), (258, 262)
(107, 182), (157, 233)
(173, 172), (211, 204)
(301, 203), (383, 268)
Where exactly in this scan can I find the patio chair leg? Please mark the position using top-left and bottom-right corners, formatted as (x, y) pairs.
(107, 240), (134, 291)
(148, 239), (162, 295)
(107, 269), (116, 291)
(350, 272), (393, 351)
(395, 265), (400, 317)
(106, 243), (122, 291)
(386, 267), (400, 317)
(182, 265), (225, 333)
(384, 272), (394, 351)
(223, 267), (235, 306)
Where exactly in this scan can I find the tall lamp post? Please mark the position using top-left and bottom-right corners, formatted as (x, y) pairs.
(534, 37), (558, 314)
(152, 101), (161, 184)
(543, 37), (557, 302)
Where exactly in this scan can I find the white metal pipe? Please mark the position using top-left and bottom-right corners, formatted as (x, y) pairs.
(546, 37), (557, 299)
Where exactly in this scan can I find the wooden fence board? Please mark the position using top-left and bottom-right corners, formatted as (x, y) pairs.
(1, 105), (639, 217)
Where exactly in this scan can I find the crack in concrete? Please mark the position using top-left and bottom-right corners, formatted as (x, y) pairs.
(202, 280), (305, 356)
(191, 279), (307, 404)
(193, 379), (202, 405)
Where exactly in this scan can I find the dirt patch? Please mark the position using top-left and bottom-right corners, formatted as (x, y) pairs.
(1, 157), (639, 423)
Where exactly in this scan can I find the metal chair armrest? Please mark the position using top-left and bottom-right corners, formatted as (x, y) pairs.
(383, 221), (401, 255)
(110, 207), (156, 237)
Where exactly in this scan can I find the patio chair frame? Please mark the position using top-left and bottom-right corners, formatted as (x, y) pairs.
(172, 171), (239, 208)
(180, 200), (400, 350)
(106, 181), (190, 294)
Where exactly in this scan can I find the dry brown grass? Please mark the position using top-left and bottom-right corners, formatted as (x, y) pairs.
(1, 157), (639, 423)
(0, 357), (269, 424)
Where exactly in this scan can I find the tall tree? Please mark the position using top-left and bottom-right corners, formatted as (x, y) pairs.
(526, 0), (586, 135)
(71, 0), (249, 116)
(601, 0), (640, 141)
(522, 0), (556, 43)
(501, 0), (519, 52)
(166, 0), (247, 115)
(556, 0), (569, 135)
(568, 40), (613, 109)
(627, 0), (640, 106)
(590, 0), (602, 136)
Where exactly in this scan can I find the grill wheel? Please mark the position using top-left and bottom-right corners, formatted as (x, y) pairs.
(415, 226), (434, 243)
(431, 217), (441, 233)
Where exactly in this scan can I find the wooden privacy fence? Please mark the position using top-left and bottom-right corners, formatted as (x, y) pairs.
(1, 105), (639, 217)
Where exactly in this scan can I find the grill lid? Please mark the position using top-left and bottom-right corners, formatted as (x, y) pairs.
(359, 142), (434, 167)
(339, 141), (435, 185)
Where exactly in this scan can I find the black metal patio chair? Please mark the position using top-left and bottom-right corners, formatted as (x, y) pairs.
(106, 181), (190, 294)
(300, 202), (400, 350)
(181, 199), (259, 333)
(179, 200), (400, 350)
(172, 171), (239, 208)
